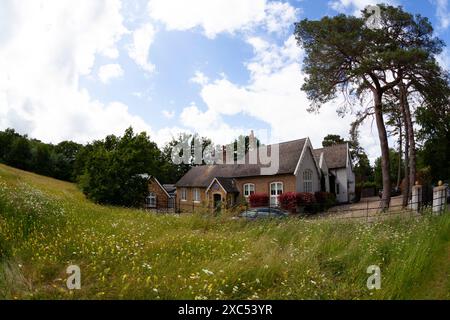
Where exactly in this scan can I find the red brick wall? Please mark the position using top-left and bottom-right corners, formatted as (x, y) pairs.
(234, 174), (296, 203)
(148, 178), (169, 209)
(175, 174), (297, 211)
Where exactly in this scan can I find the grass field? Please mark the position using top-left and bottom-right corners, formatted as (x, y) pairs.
(0, 163), (449, 300)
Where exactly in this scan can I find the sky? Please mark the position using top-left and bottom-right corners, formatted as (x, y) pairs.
(0, 0), (449, 163)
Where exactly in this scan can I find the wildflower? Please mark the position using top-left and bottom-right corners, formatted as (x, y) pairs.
(202, 269), (214, 276)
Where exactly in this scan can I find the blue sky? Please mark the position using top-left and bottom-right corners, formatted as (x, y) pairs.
(0, 0), (449, 162)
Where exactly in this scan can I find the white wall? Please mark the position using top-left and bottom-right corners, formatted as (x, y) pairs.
(296, 147), (321, 193)
(319, 154), (330, 193)
(331, 168), (349, 203)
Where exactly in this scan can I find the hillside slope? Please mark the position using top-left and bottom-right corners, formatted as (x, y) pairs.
(0, 163), (449, 299)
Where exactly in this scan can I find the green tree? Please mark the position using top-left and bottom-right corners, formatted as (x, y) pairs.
(159, 133), (212, 184)
(53, 141), (84, 181)
(79, 127), (162, 207)
(294, 5), (444, 209)
(322, 134), (344, 147)
(33, 143), (53, 176)
(416, 73), (450, 182)
(374, 148), (402, 190)
(0, 128), (21, 161)
(6, 136), (32, 170)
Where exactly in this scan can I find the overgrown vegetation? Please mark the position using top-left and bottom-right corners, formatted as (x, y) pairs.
(1, 164), (449, 300)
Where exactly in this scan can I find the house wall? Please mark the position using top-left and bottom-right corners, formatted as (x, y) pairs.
(234, 174), (296, 204)
(327, 149), (356, 203)
(148, 178), (170, 209)
(331, 168), (349, 203)
(176, 187), (208, 212)
(320, 157), (330, 193)
(206, 180), (230, 208)
(346, 153), (356, 201)
(295, 148), (321, 193)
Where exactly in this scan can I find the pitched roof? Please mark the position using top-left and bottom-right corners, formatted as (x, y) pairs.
(312, 149), (322, 163)
(206, 177), (239, 193)
(314, 143), (348, 169)
(162, 184), (176, 194)
(175, 138), (307, 187)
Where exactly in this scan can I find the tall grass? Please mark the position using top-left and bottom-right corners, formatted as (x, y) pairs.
(0, 164), (449, 300)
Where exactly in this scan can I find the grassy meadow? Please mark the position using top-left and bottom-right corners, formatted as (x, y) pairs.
(0, 163), (449, 300)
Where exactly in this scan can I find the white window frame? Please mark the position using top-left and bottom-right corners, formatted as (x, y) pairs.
(181, 188), (187, 201)
(243, 183), (255, 198)
(270, 182), (283, 207)
(193, 188), (201, 203)
(303, 169), (313, 193)
(146, 192), (157, 208)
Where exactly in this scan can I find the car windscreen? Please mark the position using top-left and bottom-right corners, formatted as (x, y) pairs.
(241, 210), (257, 218)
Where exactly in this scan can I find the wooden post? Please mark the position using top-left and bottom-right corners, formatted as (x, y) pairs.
(366, 200), (369, 222)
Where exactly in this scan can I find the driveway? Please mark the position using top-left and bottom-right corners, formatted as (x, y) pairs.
(315, 195), (411, 220)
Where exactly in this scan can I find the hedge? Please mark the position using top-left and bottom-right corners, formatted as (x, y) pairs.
(249, 193), (269, 207)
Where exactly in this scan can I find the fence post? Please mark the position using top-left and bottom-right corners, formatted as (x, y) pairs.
(432, 181), (447, 215)
(409, 182), (422, 213)
(366, 200), (369, 222)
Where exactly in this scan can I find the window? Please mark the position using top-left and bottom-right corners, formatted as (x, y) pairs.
(243, 183), (255, 197)
(270, 182), (283, 206)
(181, 188), (187, 201)
(146, 192), (156, 208)
(193, 188), (201, 202)
(336, 183), (340, 195)
(303, 169), (313, 193)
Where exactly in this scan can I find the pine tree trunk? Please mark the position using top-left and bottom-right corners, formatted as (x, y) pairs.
(374, 91), (391, 210)
(403, 88), (417, 193)
(396, 120), (402, 189)
(400, 86), (410, 208)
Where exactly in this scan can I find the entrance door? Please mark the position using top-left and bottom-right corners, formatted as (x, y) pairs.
(213, 194), (222, 212)
(270, 182), (283, 207)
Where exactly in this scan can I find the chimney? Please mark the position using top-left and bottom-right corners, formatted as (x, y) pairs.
(249, 130), (256, 150)
(222, 145), (226, 164)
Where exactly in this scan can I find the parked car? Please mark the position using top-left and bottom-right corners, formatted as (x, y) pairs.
(378, 187), (401, 198)
(234, 207), (289, 220)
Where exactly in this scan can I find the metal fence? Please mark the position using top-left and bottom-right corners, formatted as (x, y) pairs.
(143, 191), (449, 222)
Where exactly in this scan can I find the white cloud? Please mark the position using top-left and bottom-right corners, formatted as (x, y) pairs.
(190, 71), (209, 86)
(329, 0), (395, 15)
(147, 0), (299, 38)
(264, 1), (299, 34)
(179, 103), (249, 144)
(0, 0), (153, 144)
(127, 22), (156, 73)
(188, 34), (384, 161)
(434, 0), (450, 29)
(162, 109), (175, 119)
(98, 64), (124, 84)
(438, 48), (450, 71)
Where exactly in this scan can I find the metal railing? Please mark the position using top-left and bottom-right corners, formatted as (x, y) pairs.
(143, 192), (448, 223)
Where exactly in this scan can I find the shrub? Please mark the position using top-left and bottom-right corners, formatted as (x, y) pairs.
(279, 192), (297, 213)
(315, 191), (337, 210)
(249, 193), (269, 207)
(296, 192), (318, 214)
(296, 192), (316, 205)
